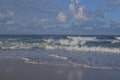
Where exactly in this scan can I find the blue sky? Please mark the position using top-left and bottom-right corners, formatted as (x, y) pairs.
(0, 0), (120, 35)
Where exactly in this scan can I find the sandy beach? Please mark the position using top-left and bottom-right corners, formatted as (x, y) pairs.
(0, 0), (120, 79)
(0, 59), (120, 80)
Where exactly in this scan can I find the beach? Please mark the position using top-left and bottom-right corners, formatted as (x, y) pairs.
(0, 0), (120, 79)
(0, 58), (120, 80)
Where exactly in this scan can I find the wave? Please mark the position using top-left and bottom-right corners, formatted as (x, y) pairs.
(45, 46), (120, 53)
(18, 56), (120, 70)
(19, 57), (48, 65)
(67, 36), (97, 41)
(49, 54), (68, 61)
(115, 37), (120, 40)
(0, 36), (120, 53)
(111, 40), (120, 44)
(1, 43), (120, 53)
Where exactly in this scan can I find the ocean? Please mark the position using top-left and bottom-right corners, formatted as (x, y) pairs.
(0, 35), (120, 70)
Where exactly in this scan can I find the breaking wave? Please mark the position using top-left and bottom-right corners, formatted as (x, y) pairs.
(116, 37), (120, 40)
(0, 36), (120, 53)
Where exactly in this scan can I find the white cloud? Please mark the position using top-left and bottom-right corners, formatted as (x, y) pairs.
(68, 0), (88, 21)
(40, 18), (48, 23)
(71, 0), (80, 4)
(69, 3), (75, 13)
(73, 6), (88, 21)
(33, 17), (49, 26)
(75, 0), (80, 4)
(7, 10), (15, 16)
(57, 12), (67, 23)
(0, 9), (17, 26)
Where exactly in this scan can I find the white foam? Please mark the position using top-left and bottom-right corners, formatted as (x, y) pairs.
(45, 36), (95, 46)
(111, 40), (120, 44)
(49, 54), (68, 60)
(67, 36), (97, 41)
(115, 37), (120, 40)
(19, 57), (48, 65)
(58, 39), (71, 45)
(43, 39), (54, 43)
(44, 45), (120, 53)
(19, 57), (30, 62)
(66, 46), (120, 53)
(18, 57), (120, 70)
(44, 36), (97, 46)
(45, 45), (56, 49)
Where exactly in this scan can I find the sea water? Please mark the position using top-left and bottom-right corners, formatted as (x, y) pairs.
(0, 35), (120, 69)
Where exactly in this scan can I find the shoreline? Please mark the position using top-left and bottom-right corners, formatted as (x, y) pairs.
(0, 59), (120, 80)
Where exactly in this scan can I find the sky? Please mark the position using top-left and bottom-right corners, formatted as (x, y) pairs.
(0, 0), (120, 35)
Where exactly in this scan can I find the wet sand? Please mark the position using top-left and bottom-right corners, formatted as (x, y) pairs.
(0, 59), (120, 80)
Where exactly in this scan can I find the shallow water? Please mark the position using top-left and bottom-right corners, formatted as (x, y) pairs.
(0, 49), (120, 70)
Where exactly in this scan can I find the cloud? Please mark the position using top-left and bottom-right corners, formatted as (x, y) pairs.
(71, 0), (80, 4)
(32, 17), (50, 28)
(7, 10), (15, 16)
(0, 10), (15, 24)
(74, 6), (88, 21)
(57, 12), (67, 22)
(68, 2), (88, 21)
(69, 3), (75, 12)
(56, 0), (105, 29)
(110, 0), (120, 6)
(32, 17), (66, 29)
(40, 18), (49, 23)
(33, 17), (48, 24)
